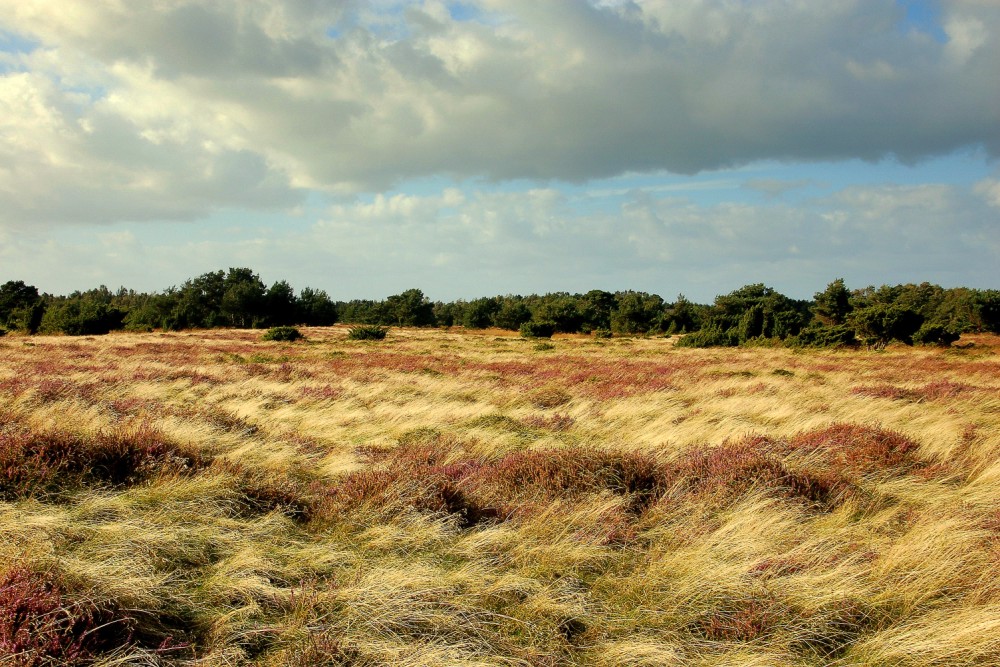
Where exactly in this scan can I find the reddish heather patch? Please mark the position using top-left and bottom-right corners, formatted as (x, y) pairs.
(0, 566), (138, 665)
(673, 437), (841, 506)
(474, 447), (665, 507)
(522, 413), (575, 432)
(697, 596), (782, 642)
(749, 556), (806, 579)
(0, 422), (206, 499)
(787, 423), (921, 479)
(0, 377), (29, 396)
(917, 379), (980, 400)
(299, 385), (344, 401)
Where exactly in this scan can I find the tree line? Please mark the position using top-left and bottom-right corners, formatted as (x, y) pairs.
(1, 268), (998, 348)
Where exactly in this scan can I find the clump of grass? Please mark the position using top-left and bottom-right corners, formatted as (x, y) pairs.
(347, 325), (388, 341)
(312, 441), (495, 529)
(211, 460), (315, 521)
(528, 385), (572, 409)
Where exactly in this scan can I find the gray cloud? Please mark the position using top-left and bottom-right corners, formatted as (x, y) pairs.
(1, 0), (998, 223)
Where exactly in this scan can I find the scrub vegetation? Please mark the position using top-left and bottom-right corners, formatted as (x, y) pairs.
(1, 326), (999, 665)
(3, 273), (998, 349)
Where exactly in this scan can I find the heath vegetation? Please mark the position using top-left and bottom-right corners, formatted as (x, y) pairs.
(1, 324), (999, 665)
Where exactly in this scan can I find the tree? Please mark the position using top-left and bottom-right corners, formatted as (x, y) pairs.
(386, 289), (435, 327)
(170, 270), (225, 329)
(264, 280), (298, 326)
(220, 268), (266, 328)
(0, 280), (44, 333)
(580, 290), (615, 332)
(296, 287), (337, 326)
(38, 287), (125, 335)
(664, 294), (699, 334)
(462, 297), (500, 329)
(848, 304), (923, 349)
(611, 291), (664, 335)
(532, 294), (584, 333)
(813, 278), (852, 326)
(492, 297), (532, 330)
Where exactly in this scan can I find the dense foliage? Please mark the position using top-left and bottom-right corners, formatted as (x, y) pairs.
(1, 272), (997, 348)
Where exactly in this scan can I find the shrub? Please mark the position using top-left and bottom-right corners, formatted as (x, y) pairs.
(261, 326), (303, 342)
(912, 322), (960, 347)
(347, 325), (388, 340)
(675, 326), (739, 348)
(519, 321), (556, 338)
(593, 327), (612, 339)
(787, 324), (857, 348)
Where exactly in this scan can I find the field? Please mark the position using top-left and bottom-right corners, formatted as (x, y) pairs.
(2, 327), (999, 666)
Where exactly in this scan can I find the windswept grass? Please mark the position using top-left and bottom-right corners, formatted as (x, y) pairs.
(0, 327), (998, 665)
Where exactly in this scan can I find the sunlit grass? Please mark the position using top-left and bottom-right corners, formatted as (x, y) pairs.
(1, 327), (998, 664)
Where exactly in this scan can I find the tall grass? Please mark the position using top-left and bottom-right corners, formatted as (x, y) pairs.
(0, 328), (998, 664)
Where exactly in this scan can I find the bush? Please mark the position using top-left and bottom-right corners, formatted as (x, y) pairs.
(519, 321), (556, 338)
(787, 324), (857, 348)
(912, 322), (960, 347)
(347, 325), (388, 340)
(261, 326), (303, 342)
(593, 327), (612, 339)
(675, 326), (739, 348)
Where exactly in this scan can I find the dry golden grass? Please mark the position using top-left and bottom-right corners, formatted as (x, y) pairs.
(1, 326), (999, 665)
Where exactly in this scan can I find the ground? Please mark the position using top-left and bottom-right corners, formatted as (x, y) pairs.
(1, 327), (999, 665)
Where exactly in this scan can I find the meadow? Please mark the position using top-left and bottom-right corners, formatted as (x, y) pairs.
(1, 326), (999, 666)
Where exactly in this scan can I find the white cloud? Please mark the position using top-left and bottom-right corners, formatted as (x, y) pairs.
(974, 177), (1000, 208)
(1, 0), (998, 227)
(2, 172), (996, 300)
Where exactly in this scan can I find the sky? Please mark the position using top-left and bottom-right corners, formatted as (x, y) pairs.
(0, 0), (998, 303)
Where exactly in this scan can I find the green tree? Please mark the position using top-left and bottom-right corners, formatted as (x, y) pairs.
(220, 268), (266, 328)
(492, 297), (532, 330)
(580, 290), (615, 332)
(813, 278), (852, 326)
(611, 291), (665, 335)
(848, 304), (923, 349)
(462, 297), (500, 329)
(264, 280), (298, 326)
(296, 287), (337, 326)
(664, 294), (700, 334)
(386, 289), (435, 327)
(0, 280), (44, 333)
(532, 294), (584, 333)
(39, 287), (125, 335)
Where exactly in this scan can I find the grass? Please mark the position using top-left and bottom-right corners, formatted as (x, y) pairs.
(1, 325), (999, 665)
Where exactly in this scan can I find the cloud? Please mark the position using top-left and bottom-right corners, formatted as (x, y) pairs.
(2, 170), (996, 300)
(1, 0), (998, 225)
(743, 179), (813, 199)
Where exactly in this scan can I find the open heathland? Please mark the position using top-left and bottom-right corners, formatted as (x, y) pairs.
(1, 327), (999, 666)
